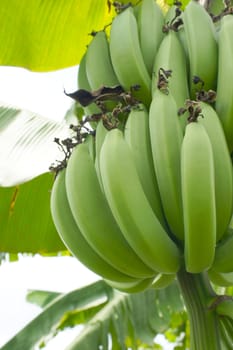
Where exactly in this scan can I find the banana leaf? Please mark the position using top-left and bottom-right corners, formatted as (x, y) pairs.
(0, 280), (185, 350)
(0, 0), (143, 72)
(0, 0), (113, 71)
(0, 103), (73, 252)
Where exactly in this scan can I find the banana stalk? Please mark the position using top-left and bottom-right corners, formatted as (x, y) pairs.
(177, 268), (221, 350)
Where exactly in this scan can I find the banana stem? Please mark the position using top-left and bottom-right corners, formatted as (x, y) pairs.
(177, 268), (221, 350)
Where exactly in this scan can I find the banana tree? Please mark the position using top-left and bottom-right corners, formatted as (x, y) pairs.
(1, 0), (233, 349)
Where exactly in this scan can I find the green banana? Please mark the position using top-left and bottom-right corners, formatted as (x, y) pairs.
(164, 5), (189, 93)
(215, 15), (233, 152)
(100, 128), (181, 274)
(50, 169), (137, 283)
(208, 269), (233, 287)
(85, 30), (119, 90)
(109, 7), (151, 107)
(216, 299), (233, 320)
(105, 276), (155, 293)
(149, 89), (184, 242)
(77, 53), (101, 116)
(212, 228), (233, 273)
(181, 121), (216, 273)
(124, 104), (166, 228)
(177, 26), (189, 67)
(152, 30), (189, 128)
(137, 0), (165, 74)
(85, 133), (95, 162)
(199, 102), (233, 241)
(182, 0), (218, 98)
(65, 141), (156, 278)
(164, 3), (177, 23)
(150, 273), (176, 290)
(50, 0), (233, 300)
(94, 120), (108, 187)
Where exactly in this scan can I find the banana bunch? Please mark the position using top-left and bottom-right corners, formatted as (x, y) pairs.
(50, 0), (233, 293)
(51, 132), (180, 293)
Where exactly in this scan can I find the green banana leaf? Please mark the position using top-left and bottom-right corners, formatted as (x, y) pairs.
(26, 290), (62, 308)
(0, 104), (71, 186)
(0, 103), (74, 253)
(26, 289), (109, 330)
(0, 0), (180, 72)
(0, 280), (110, 350)
(1, 281), (185, 350)
(0, 0), (142, 72)
(0, 0), (113, 71)
(0, 172), (66, 253)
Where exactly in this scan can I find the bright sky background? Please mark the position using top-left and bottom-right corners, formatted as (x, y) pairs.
(0, 66), (173, 349)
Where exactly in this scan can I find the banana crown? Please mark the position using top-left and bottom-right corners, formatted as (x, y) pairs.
(50, 0), (233, 292)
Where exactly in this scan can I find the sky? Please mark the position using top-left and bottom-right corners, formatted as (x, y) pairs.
(0, 66), (174, 349)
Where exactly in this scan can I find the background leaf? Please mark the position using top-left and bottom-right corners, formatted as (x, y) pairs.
(0, 103), (71, 186)
(66, 282), (184, 349)
(0, 0), (113, 71)
(0, 281), (185, 350)
(1, 281), (110, 350)
(26, 290), (62, 308)
(0, 172), (66, 253)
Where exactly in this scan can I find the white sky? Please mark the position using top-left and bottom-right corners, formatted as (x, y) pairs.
(0, 66), (174, 350)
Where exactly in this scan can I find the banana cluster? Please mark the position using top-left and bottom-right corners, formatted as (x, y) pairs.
(50, 0), (233, 292)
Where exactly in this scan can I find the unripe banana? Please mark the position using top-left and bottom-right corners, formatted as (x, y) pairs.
(85, 133), (95, 162)
(152, 30), (189, 129)
(105, 276), (155, 293)
(208, 269), (233, 287)
(50, 169), (137, 283)
(182, 0), (218, 98)
(199, 102), (233, 241)
(150, 273), (176, 290)
(137, 0), (165, 74)
(77, 53), (101, 116)
(94, 120), (108, 187)
(149, 89), (184, 241)
(215, 15), (233, 152)
(165, 6), (189, 71)
(164, 3), (177, 23)
(181, 121), (216, 273)
(65, 142), (156, 278)
(85, 31), (119, 90)
(109, 7), (151, 106)
(212, 228), (233, 273)
(100, 128), (181, 274)
(124, 105), (166, 228)
(177, 26), (189, 66)
(216, 299), (233, 320)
